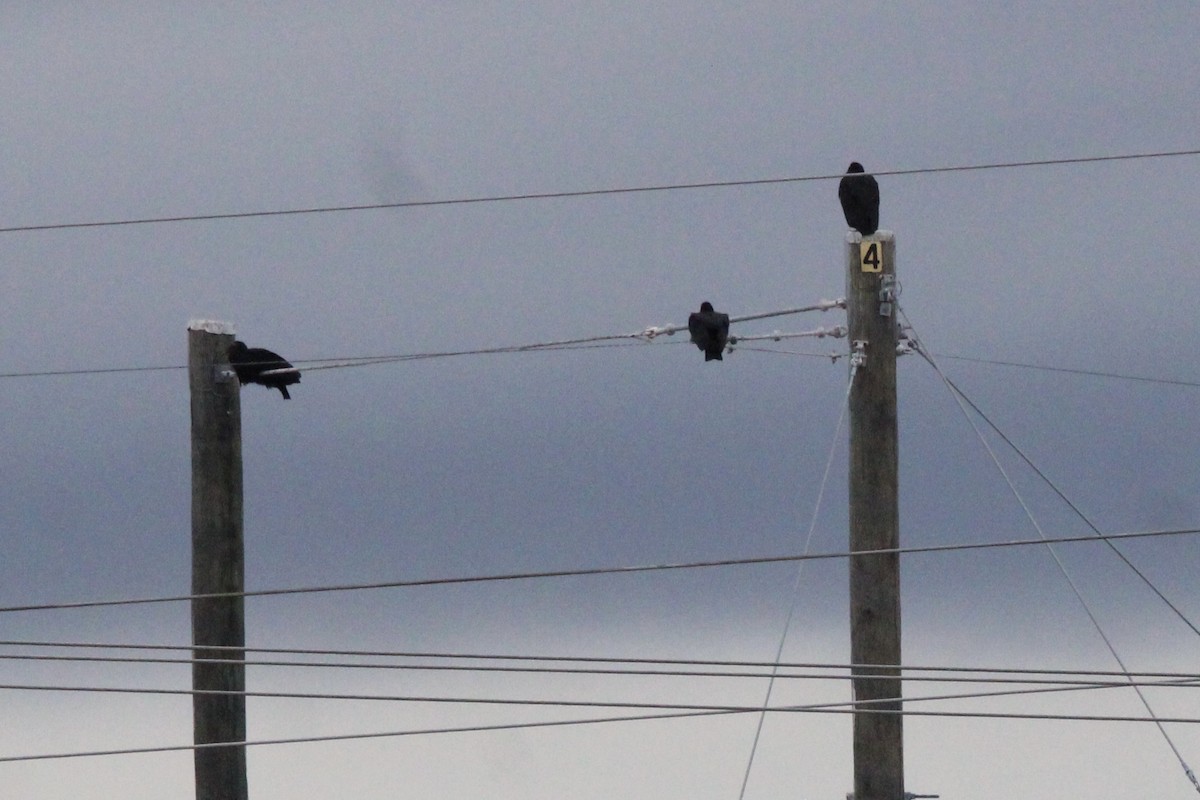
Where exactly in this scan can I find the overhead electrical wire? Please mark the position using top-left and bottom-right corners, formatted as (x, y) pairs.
(1, 335), (1191, 391)
(1, 148), (1196, 235)
(2, 672), (1196, 714)
(933, 353), (1200, 390)
(737, 345), (1199, 389)
(6, 697), (1200, 766)
(299, 299), (846, 373)
(6, 641), (1200, 684)
(0, 526), (1196, 616)
(0, 149), (1196, 779)
(0, 297), (1190, 391)
(0, 300), (844, 381)
(8, 649), (1200, 691)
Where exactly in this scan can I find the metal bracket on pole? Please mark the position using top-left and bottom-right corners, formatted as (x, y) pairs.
(878, 275), (897, 318)
(850, 339), (867, 369)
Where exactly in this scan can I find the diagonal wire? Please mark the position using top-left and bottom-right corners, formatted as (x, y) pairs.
(1, 526), (1197, 615)
(903, 307), (1200, 794)
(736, 356), (858, 799)
(7, 703), (1200, 766)
(918, 370), (1200, 640)
(2, 148), (1197, 235)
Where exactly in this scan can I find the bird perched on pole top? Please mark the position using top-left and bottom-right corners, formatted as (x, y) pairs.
(228, 340), (300, 399)
(838, 161), (880, 236)
(687, 301), (731, 362)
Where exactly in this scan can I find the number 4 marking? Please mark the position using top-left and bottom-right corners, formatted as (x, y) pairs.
(860, 241), (883, 273)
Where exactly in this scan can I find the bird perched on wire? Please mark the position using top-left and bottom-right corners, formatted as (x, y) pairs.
(687, 301), (730, 362)
(228, 340), (300, 399)
(838, 161), (880, 236)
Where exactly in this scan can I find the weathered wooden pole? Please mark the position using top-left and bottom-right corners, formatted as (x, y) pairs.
(845, 232), (903, 800)
(188, 320), (249, 800)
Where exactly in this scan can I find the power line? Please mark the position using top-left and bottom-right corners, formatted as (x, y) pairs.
(0, 363), (186, 380)
(7, 641), (1200, 683)
(0, 343), (650, 381)
(300, 299), (846, 372)
(0, 710), (745, 764)
(2, 148), (1196, 235)
(2, 670), (1196, 711)
(934, 353), (1200, 390)
(0, 300), (844, 381)
(5, 697), (1200, 765)
(3, 341), (1189, 391)
(1, 312), (1190, 391)
(1, 525), (1196, 615)
(9, 649), (1200, 690)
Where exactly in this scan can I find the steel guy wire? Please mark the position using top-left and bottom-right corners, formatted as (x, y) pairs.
(907, 313), (1200, 639)
(904, 306), (1200, 795)
(738, 353), (856, 800)
(918, 360), (1200, 642)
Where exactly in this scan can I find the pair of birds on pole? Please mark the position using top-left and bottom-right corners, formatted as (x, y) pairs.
(688, 161), (879, 362)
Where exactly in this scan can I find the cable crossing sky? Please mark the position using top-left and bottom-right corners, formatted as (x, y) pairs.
(905, 306), (1200, 794)
(0, 147), (1196, 235)
(0, 525), (1195, 616)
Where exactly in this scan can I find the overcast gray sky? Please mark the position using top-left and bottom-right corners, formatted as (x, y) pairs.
(3, 2), (1200, 798)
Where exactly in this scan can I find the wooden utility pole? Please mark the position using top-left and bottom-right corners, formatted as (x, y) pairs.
(188, 320), (249, 800)
(846, 232), (903, 800)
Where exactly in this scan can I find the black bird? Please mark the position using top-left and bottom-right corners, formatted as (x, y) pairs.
(838, 161), (880, 236)
(687, 301), (730, 362)
(228, 340), (300, 399)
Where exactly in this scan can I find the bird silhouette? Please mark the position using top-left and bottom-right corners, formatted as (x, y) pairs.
(228, 341), (300, 399)
(838, 161), (880, 236)
(687, 301), (730, 362)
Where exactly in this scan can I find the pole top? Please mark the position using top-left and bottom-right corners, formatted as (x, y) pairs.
(844, 229), (895, 245)
(188, 320), (237, 335)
